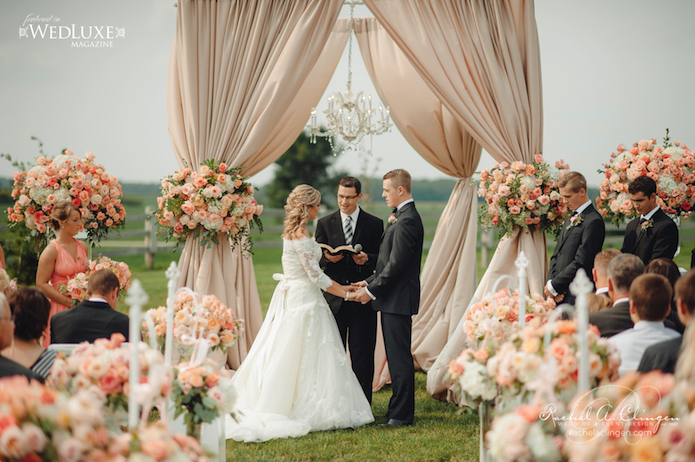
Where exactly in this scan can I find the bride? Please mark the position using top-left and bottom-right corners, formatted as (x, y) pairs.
(226, 185), (374, 443)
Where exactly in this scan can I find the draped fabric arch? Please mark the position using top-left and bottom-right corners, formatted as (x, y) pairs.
(362, 0), (547, 402)
(166, 0), (347, 369)
(352, 18), (482, 390)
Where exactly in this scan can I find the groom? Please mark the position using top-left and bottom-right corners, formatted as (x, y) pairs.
(353, 169), (424, 427)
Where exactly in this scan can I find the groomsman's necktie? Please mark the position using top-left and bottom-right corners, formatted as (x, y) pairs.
(344, 216), (353, 245)
(639, 217), (647, 232)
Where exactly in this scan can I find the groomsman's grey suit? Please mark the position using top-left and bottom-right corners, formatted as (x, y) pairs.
(366, 201), (424, 424)
(547, 203), (605, 304)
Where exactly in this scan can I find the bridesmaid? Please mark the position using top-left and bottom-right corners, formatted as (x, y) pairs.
(36, 201), (89, 347)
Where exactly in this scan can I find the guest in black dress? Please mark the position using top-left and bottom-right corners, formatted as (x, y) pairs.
(0, 293), (44, 383)
(0, 288), (56, 379)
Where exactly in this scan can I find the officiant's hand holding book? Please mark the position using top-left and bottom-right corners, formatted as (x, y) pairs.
(318, 243), (360, 256)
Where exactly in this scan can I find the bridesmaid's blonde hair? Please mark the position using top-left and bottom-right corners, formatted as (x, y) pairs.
(282, 185), (320, 240)
(50, 201), (81, 231)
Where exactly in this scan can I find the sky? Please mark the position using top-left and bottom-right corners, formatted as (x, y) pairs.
(1, 0), (693, 189)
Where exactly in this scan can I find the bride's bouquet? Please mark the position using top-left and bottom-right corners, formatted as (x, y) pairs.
(477, 155), (570, 238)
(6, 149), (126, 244)
(154, 159), (263, 251)
(597, 134), (695, 224)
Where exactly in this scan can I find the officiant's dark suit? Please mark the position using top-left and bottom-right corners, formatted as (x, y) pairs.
(315, 204), (383, 403)
(621, 208), (678, 265)
(362, 172), (424, 426)
(547, 203), (605, 304)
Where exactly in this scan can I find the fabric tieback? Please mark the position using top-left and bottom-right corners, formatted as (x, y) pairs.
(344, 216), (353, 246)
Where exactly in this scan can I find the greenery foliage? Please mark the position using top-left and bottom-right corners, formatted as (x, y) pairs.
(265, 131), (347, 208)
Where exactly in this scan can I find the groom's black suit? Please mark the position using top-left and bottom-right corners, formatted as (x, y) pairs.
(366, 201), (423, 423)
(547, 204), (605, 304)
(315, 208), (383, 403)
(621, 208), (678, 265)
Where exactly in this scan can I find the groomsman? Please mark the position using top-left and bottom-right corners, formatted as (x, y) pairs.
(315, 177), (383, 403)
(545, 172), (605, 305)
(621, 175), (678, 265)
(354, 169), (424, 427)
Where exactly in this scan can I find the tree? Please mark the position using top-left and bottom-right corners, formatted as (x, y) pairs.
(265, 131), (347, 208)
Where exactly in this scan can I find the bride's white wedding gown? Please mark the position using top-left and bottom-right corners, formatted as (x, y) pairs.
(225, 237), (374, 443)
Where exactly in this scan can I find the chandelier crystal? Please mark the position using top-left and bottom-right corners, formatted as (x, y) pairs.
(306, 1), (392, 154)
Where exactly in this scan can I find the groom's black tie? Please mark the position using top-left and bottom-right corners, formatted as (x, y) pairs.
(392, 208), (398, 214)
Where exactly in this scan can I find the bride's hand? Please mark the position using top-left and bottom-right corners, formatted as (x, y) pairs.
(342, 285), (357, 292)
(351, 281), (367, 288)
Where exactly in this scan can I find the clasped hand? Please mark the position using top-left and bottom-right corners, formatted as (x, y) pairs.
(543, 286), (565, 303)
(348, 281), (372, 304)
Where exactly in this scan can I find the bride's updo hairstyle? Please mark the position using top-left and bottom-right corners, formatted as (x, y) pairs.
(50, 201), (81, 231)
(282, 185), (321, 239)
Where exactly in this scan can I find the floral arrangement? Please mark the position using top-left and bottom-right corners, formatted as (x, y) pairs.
(143, 290), (243, 360)
(478, 155), (571, 238)
(58, 256), (132, 301)
(0, 375), (209, 462)
(597, 134), (695, 224)
(486, 401), (565, 462)
(462, 288), (556, 346)
(154, 159), (263, 251)
(6, 149), (126, 243)
(47, 334), (171, 415)
(171, 358), (236, 439)
(449, 320), (620, 408)
(558, 371), (694, 462)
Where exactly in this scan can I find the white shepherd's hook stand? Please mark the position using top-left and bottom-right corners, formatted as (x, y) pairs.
(570, 269), (594, 393)
(126, 279), (149, 430)
(515, 251), (529, 329)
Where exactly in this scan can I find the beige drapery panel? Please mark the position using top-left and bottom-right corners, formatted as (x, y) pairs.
(167, 0), (345, 369)
(363, 0), (547, 402)
(353, 18), (482, 391)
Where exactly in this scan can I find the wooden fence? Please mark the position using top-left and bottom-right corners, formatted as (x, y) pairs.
(2, 208), (693, 269)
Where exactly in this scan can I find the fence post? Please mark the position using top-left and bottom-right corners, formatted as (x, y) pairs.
(480, 229), (490, 268)
(144, 206), (156, 270)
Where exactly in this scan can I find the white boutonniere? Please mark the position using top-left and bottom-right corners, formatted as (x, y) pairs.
(641, 219), (653, 232)
(388, 214), (397, 225)
(570, 214), (583, 227)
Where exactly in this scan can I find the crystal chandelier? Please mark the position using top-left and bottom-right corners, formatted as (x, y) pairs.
(306, 1), (392, 154)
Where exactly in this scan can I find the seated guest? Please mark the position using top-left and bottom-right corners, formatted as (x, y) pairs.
(50, 269), (129, 344)
(645, 258), (684, 334)
(0, 293), (44, 383)
(589, 253), (644, 337)
(588, 249), (621, 313)
(640, 269), (695, 375)
(0, 288), (56, 379)
(611, 274), (680, 376)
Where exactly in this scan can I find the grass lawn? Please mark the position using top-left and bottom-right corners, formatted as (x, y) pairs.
(224, 372), (479, 462)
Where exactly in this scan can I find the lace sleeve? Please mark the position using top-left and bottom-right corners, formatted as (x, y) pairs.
(295, 239), (332, 291)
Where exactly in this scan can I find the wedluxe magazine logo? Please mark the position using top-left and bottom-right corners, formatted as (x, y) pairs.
(18, 13), (125, 48)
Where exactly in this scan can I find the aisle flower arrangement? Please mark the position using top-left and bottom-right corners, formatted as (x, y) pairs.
(462, 288), (556, 346)
(556, 371), (693, 462)
(47, 334), (171, 415)
(449, 320), (620, 409)
(597, 135), (695, 224)
(477, 155), (570, 238)
(58, 256), (132, 301)
(0, 375), (209, 462)
(486, 401), (565, 462)
(171, 358), (236, 439)
(143, 290), (243, 360)
(6, 149), (126, 244)
(154, 159), (263, 251)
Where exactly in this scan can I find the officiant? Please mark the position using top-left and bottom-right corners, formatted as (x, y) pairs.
(315, 177), (383, 403)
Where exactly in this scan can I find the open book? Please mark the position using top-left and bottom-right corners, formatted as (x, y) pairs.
(318, 243), (360, 255)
